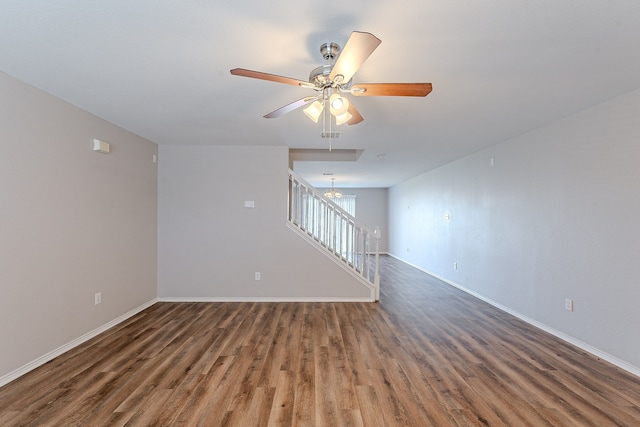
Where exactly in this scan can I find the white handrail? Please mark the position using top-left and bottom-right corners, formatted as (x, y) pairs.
(287, 169), (380, 300)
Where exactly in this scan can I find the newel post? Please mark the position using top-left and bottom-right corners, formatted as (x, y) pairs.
(374, 226), (381, 301)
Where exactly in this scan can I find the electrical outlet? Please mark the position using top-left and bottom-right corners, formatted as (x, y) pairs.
(255, 272), (261, 281)
(565, 298), (573, 311)
(453, 262), (458, 270)
(95, 292), (102, 305)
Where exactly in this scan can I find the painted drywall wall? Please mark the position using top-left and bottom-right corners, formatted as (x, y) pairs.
(389, 88), (640, 371)
(345, 188), (389, 253)
(157, 145), (373, 300)
(0, 72), (158, 379)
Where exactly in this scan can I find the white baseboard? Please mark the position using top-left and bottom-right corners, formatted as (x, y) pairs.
(388, 254), (640, 378)
(0, 298), (158, 388)
(158, 296), (375, 303)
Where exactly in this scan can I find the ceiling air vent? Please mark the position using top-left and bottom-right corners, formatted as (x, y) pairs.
(320, 132), (341, 139)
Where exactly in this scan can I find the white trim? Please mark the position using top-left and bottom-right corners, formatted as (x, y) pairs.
(0, 298), (158, 388)
(388, 254), (640, 378)
(158, 296), (375, 303)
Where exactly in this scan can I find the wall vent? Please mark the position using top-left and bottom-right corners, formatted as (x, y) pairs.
(320, 132), (341, 139)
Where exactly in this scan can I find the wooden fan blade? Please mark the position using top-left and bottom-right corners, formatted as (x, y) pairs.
(329, 32), (381, 84)
(351, 83), (432, 97)
(230, 68), (308, 87)
(347, 102), (364, 125)
(264, 97), (317, 119)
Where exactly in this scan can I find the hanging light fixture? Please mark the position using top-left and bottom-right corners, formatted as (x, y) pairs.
(324, 178), (343, 199)
(303, 91), (353, 126)
(304, 45), (352, 152)
(301, 46), (353, 129)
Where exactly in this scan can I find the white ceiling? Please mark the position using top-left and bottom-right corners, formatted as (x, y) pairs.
(2, 1), (640, 188)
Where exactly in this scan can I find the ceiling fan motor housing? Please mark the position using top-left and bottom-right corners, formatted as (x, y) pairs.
(309, 64), (353, 90)
(309, 43), (352, 90)
(309, 65), (333, 87)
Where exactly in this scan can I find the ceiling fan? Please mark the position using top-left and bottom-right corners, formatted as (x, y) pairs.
(230, 31), (432, 126)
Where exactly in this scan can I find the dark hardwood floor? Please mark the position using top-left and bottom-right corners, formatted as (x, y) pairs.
(1, 255), (640, 426)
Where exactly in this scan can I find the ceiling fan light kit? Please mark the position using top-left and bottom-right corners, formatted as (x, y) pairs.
(303, 100), (324, 123)
(230, 31), (432, 131)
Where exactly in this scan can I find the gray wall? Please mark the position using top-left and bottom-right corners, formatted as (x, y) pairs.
(158, 145), (373, 300)
(0, 72), (158, 379)
(389, 88), (640, 371)
(346, 188), (389, 253)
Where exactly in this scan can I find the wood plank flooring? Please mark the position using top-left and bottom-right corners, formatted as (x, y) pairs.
(1, 255), (640, 426)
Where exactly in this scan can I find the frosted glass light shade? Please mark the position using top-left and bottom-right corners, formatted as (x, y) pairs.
(303, 100), (324, 122)
(329, 94), (349, 116)
(334, 111), (353, 125)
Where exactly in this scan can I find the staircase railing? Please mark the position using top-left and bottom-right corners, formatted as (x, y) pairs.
(287, 169), (380, 300)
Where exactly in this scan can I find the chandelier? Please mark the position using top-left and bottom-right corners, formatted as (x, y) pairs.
(324, 178), (342, 199)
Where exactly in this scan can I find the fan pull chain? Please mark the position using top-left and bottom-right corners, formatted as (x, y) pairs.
(329, 105), (333, 151)
(328, 52), (334, 152)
